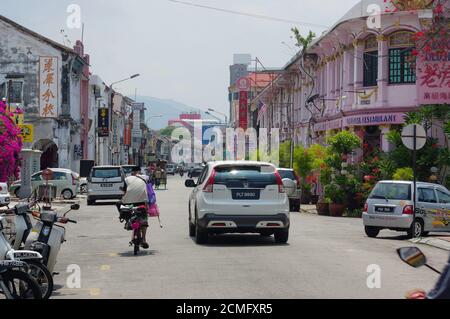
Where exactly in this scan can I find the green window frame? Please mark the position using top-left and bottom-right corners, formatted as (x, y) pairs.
(389, 48), (416, 84)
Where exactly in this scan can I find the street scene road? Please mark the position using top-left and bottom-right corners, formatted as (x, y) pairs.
(50, 175), (449, 299)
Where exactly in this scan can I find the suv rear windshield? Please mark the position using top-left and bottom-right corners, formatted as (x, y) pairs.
(278, 170), (295, 180)
(369, 183), (411, 200)
(92, 168), (121, 178)
(214, 166), (276, 188)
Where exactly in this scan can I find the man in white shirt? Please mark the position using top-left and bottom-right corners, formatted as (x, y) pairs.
(120, 166), (149, 249)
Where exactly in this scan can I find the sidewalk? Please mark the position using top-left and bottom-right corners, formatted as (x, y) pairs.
(300, 205), (318, 215)
(411, 236), (450, 252)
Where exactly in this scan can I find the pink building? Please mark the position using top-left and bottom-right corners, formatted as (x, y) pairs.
(256, 0), (449, 156)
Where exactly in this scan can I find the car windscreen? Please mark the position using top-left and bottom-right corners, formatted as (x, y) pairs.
(369, 183), (411, 200)
(214, 166), (276, 188)
(278, 170), (295, 180)
(92, 168), (121, 178)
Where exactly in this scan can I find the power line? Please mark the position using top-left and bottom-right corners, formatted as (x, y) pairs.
(167, 0), (330, 29)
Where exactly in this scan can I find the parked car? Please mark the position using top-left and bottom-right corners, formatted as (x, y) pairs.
(87, 166), (125, 205)
(185, 161), (290, 244)
(166, 164), (176, 175)
(363, 180), (450, 239)
(0, 182), (11, 207)
(277, 168), (301, 212)
(9, 168), (80, 200)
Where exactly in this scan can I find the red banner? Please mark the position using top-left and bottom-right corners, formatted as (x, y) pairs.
(239, 91), (248, 129)
(124, 127), (131, 146)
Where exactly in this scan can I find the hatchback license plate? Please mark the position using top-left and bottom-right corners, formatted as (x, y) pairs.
(100, 183), (113, 187)
(232, 189), (260, 200)
(375, 206), (394, 213)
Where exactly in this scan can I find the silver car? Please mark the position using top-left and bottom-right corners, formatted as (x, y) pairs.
(363, 180), (450, 238)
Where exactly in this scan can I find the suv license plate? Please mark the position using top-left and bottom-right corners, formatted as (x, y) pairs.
(100, 183), (113, 187)
(232, 189), (260, 200)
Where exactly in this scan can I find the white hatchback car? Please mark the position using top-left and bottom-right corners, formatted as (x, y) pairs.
(363, 180), (450, 238)
(185, 161), (290, 244)
(0, 183), (11, 207)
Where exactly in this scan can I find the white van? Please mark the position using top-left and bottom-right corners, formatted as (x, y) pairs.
(87, 166), (125, 205)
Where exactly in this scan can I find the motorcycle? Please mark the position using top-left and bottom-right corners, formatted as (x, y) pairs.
(0, 210), (51, 298)
(117, 204), (148, 256)
(0, 260), (42, 299)
(23, 203), (79, 277)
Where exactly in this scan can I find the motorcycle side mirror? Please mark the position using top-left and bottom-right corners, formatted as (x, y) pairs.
(397, 247), (427, 269)
(70, 204), (80, 211)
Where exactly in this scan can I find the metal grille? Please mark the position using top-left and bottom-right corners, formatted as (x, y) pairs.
(2, 215), (16, 241)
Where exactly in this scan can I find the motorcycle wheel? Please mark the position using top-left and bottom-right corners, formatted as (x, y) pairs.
(26, 260), (54, 299)
(0, 270), (43, 299)
(134, 231), (140, 256)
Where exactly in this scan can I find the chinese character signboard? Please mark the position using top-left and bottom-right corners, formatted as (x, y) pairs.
(417, 54), (450, 105)
(19, 124), (33, 143)
(239, 91), (248, 130)
(98, 108), (110, 137)
(39, 56), (58, 118)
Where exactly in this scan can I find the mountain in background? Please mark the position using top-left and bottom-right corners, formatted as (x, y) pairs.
(134, 96), (212, 130)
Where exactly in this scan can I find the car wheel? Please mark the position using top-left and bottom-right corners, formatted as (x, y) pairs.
(407, 219), (424, 239)
(61, 189), (73, 200)
(195, 214), (208, 244)
(274, 229), (289, 244)
(189, 222), (196, 237)
(365, 226), (380, 238)
(87, 198), (95, 206)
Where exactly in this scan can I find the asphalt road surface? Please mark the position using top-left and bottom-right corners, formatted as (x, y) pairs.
(52, 175), (449, 299)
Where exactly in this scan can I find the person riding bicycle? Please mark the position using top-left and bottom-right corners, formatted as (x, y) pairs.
(406, 253), (450, 299)
(118, 166), (149, 249)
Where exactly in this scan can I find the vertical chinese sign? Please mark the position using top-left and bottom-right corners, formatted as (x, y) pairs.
(39, 57), (58, 118)
(237, 77), (250, 130)
(98, 108), (110, 137)
(417, 53), (450, 105)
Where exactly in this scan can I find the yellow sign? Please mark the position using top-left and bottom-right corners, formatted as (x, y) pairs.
(19, 124), (33, 143)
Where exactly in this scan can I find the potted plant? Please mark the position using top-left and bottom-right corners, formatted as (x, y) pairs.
(324, 183), (346, 217)
(316, 197), (330, 216)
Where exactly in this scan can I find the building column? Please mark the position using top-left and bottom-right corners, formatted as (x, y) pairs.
(353, 40), (364, 108)
(343, 48), (354, 108)
(377, 35), (389, 107)
(380, 125), (393, 152)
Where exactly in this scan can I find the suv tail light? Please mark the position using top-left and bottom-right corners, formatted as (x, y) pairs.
(203, 169), (216, 193)
(0, 186), (3, 192)
(275, 171), (285, 193)
(403, 205), (414, 215)
(363, 202), (368, 213)
(72, 174), (77, 186)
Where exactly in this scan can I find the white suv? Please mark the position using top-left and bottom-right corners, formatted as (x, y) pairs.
(87, 166), (124, 205)
(185, 161), (290, 244)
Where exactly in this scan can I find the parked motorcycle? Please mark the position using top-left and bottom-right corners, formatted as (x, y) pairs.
(24, 203), (79, 277)
(0, 210), (51, 298)
(0, 260), (42, 299)
(117, 204), (148, 255)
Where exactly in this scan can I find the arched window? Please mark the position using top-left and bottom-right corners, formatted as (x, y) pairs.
(363, 35), (378, 87)
(388, 31), (416, 84)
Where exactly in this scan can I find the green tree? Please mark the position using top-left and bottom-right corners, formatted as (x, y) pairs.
(159, 126), (176, 137)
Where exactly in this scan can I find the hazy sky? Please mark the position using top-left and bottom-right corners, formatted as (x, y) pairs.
(2, 0), (361, 114)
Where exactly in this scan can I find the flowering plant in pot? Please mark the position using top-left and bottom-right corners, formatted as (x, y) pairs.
(324, 182), (346, 217)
